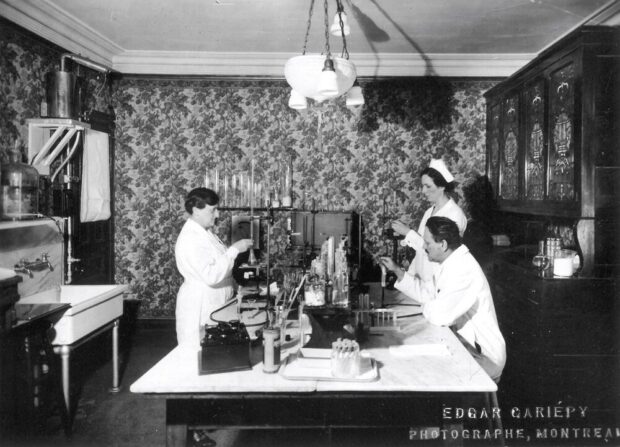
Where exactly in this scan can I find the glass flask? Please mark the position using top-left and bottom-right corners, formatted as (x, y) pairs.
(1, 149), (39, 220)
(531, 240), (550, 272)
(280, 156), (293, 208)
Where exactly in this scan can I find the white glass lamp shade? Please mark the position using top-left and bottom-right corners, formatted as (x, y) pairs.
(330, 12), (350, 36)
(346, 84), (364, 107)
(284, 54), (357, 102)
(288, 90), (308, 109)
(317, 58), (339, 98)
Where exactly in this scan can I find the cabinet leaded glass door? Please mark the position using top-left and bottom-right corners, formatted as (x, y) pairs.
(525, 80), (546, 200)
(487, 102), (501, 194)
(548, 60), (576, 201)
(500, 94), (519, 200)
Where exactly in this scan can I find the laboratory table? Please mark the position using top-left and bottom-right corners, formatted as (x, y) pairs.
(131, 293), (498, 447)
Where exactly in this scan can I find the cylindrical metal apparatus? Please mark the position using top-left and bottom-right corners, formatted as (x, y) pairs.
(45, 71), (82, 119)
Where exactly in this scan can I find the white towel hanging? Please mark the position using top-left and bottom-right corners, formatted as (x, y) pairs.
(80, 129), (111, 222)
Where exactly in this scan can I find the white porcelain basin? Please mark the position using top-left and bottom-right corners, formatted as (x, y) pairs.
(18, 284), (127, 345)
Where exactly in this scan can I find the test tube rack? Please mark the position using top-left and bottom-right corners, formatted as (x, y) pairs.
(353, 309), (400, 332)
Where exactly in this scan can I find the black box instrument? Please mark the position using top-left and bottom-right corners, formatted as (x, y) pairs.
(198, 320), (252, 375)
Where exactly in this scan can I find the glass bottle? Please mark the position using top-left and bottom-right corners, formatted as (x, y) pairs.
(1, 149), (39, 220)
(532, 240), (550, 272)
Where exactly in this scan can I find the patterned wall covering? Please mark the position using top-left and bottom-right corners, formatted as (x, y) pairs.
(112, 77), (494, 317)
(2, 19), (497, 318)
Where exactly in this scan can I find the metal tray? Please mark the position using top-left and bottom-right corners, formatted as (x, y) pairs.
(280, 348), (378, 382)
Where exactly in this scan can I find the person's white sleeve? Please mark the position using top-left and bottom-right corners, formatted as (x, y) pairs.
(455, 210), (468, 237)
(182, 241), (238, 286)
(403, 229), (424, 251)
(394, 271), (434, 303)
(421, 272), (478, 326)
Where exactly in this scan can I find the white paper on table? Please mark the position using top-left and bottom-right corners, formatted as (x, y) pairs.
(389, 344), (451, 358)
(0, 267), (17, 280)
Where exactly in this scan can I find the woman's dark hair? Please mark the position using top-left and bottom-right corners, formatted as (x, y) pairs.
(421, 167), (456, 193)
(425, 216), (462, 251)
(184, 187), (219, 214)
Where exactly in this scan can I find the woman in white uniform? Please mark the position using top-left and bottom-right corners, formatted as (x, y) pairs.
(175, 187), (253, 350)
(391, 158), (467, 282)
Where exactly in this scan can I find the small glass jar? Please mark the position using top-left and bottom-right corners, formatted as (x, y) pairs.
(1, 149), (39, 220)
(532, 240), (550, 272)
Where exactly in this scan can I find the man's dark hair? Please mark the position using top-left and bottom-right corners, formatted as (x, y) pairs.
(426, 216), (462, 250)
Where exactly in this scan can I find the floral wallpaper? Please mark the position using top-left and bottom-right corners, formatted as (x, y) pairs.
(111, 77), (493, 317)
(2, 19), (498, 318)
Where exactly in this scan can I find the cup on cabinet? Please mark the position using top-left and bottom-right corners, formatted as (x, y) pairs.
(552, 249), (580, 277)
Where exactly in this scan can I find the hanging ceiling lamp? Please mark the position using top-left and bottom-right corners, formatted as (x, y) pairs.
(285, 0), (362, 109)
(330, 1), (350, 36)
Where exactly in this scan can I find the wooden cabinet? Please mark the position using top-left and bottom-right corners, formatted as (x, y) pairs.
(488, 251), (618, 411)
(485, 26), (620, 274)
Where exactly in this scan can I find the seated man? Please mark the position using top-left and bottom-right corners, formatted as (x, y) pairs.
(380, 216), (506, 382)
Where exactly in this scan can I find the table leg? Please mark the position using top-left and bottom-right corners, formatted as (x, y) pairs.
(166, 399), (189, 447)
(166, 423), (188, 447)
(41, 328), (70, 436)
(109, 319), (121, 393)
(57, 345), (71, 416)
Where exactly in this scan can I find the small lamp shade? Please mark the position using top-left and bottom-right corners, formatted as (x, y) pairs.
(330, 12), (350, 36)
(316, 58), (339, 98)
(346, 84), (364, 107)
(288, 90), (308, 109)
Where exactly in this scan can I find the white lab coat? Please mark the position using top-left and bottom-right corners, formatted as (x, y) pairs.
(395, 244), (506, 381)
(175, 218), (239, 350)
(402, 198), (467, 282)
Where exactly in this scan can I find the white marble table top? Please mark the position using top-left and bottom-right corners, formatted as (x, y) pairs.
(131, 287), (497, 395)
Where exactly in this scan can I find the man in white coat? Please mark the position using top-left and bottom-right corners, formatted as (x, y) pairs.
(381, 216), (506, 382)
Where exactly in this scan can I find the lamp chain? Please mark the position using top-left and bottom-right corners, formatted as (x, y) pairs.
(336, 0), (349, 59)
(323, 0), (331, 57)
(302, 0), (316, 55)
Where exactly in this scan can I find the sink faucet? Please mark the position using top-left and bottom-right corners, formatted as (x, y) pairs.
(14, 253), (54, 278)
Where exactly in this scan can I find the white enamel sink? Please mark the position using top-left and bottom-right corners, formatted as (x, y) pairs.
(18, 284), (127, 345)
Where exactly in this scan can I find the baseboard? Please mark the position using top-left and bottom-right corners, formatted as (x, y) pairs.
(130, 317), (176, 330)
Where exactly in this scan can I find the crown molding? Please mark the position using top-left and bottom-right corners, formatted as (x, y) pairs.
(584, 0), (620, 25)
(114, 51), (534, 78)
(0, 0), (121, 67)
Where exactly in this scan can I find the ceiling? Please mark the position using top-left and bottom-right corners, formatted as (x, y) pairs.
(1, 0), (619, 77)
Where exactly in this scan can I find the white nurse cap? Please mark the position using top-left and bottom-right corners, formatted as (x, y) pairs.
(429, 158), (454, 183)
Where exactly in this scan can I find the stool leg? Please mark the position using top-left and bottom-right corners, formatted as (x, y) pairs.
(486, 392), (504, 447)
